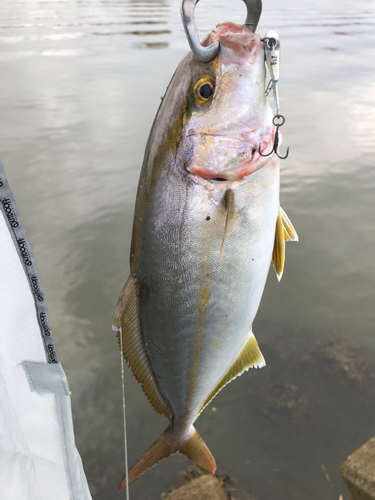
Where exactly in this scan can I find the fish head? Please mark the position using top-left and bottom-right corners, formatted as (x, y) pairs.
(183, 22), (275, 182)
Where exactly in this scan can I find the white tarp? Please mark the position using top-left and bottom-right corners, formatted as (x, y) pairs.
(0, 162), (92, 500)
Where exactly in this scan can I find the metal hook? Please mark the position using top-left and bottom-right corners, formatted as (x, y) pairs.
(258, 114), (289, 160)
(180, 0), (263, 63)
(243, 0), (263, 33)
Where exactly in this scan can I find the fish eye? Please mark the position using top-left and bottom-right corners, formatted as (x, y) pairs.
(199, 83), (213, 100)
(192, 76), (215, 105)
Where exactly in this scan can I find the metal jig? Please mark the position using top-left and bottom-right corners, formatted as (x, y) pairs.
(180, 0), (263, 63)
(263, 30), (280, 114)
(258, 114), (289, 160)
(261, 30), (289, 159)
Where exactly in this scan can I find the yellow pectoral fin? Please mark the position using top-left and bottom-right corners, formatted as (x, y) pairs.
(112, 275), (170, 418)
(272, 207), (298, 281)
(197, 332), (265, 417)
(220, 189), (235, 264)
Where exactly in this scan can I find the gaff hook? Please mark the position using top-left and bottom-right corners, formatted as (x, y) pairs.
(258, 114), (289, 160)
(180, 0), (263, 63)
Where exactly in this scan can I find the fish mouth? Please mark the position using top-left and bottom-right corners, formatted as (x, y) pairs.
(186, 130), (275, 182)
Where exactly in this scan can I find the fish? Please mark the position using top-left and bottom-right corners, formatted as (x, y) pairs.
(112, 20), (298, 490)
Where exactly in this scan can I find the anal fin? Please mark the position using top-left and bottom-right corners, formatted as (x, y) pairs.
(112, 275), (170, 418)
(272, 207), (298, 281)
(198, 332), (265, 416)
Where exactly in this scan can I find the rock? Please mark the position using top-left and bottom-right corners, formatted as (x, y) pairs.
(341, 436), (375, 500)
(162, 466), (257, 500)
(164, 475), (227, 500)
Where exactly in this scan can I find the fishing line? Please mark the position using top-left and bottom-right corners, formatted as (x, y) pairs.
(119, 327), (130, 500)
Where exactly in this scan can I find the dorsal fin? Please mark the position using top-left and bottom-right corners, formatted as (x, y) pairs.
(272, 207), (298, 281)
(112, 275), (170, 418)
(197, 332), (265, 416)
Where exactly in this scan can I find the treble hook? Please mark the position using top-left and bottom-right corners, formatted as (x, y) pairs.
(258, 114), (289, 160)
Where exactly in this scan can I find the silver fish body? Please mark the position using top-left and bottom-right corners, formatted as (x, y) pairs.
(137, 156), (279, 431)
(114, 22), (297, 489)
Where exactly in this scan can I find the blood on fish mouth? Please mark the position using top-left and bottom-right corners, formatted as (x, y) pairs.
(188, 153), (272, 182)
(186, 129), (276, 182)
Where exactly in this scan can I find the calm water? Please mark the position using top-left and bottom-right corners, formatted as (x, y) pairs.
(1, 0), (374, 499)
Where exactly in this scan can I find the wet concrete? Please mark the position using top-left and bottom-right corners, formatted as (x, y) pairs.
(163, 475), (226, 500)
(162, 466), (256, 500)
(341, 437), (375, 500)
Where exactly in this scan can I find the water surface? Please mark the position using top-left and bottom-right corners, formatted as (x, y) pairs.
(0, 0), (374, 499)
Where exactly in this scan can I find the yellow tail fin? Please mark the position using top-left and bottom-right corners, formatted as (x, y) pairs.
(119, 425), (216, 491)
